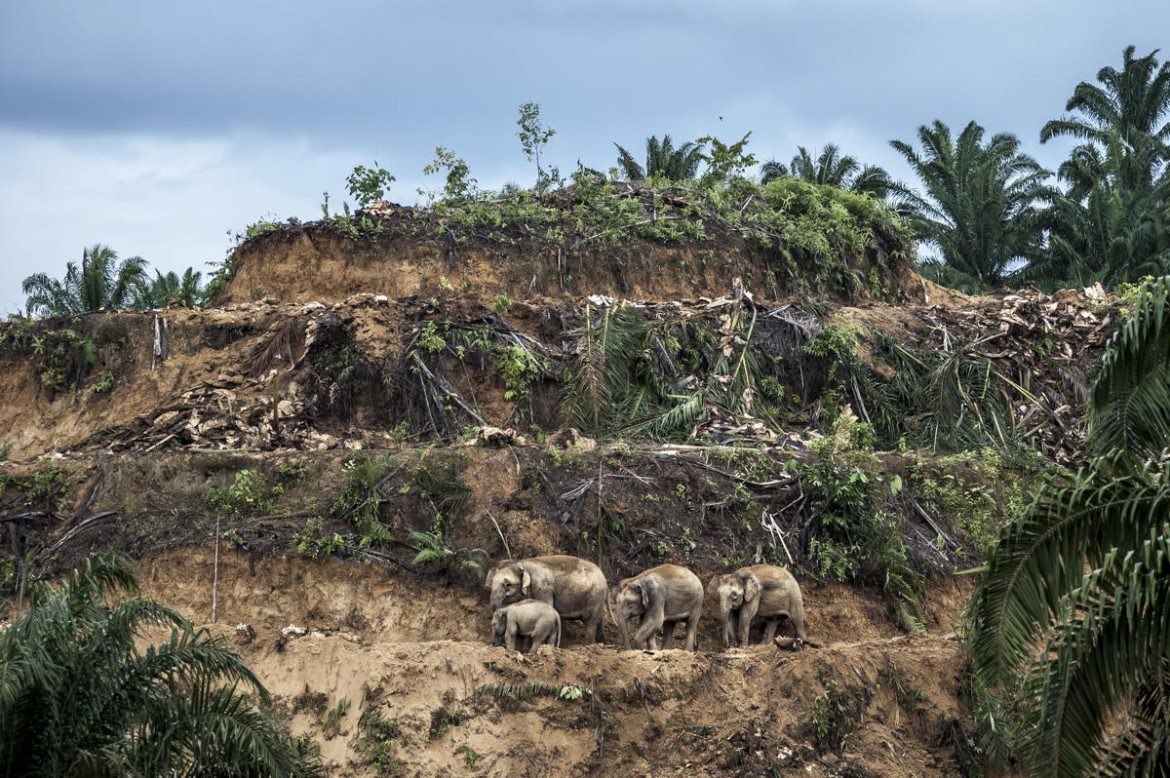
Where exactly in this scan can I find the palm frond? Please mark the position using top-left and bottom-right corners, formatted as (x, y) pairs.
(1089, 275), (1170, 459)
(0, 553), (321, 777)
(967, 459), (1169, 688)
(561, 303), (649, 433)
(1025, 529), (1170, 778)
(624, 390), (705, 440)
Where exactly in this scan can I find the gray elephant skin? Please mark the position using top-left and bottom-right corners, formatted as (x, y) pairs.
(707, 564), (806, 647)
(491, 599), (561, 653)
(613, 564), (704, 651)
(485, 555), (607, 643)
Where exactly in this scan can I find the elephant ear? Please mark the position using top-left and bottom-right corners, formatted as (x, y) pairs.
(741, 571), (762, 603)
(492, 609), (505, 632)
(640, 578), (662, 611)
(520, 568), (532, 597)
(485, 568), (496, 590)
(707, 574), (723, 596)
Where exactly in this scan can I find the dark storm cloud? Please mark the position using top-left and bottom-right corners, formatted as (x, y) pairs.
(1, 0), (1168, 312)
(0, 0), (718, 146)
(4, 0), (1163, 165)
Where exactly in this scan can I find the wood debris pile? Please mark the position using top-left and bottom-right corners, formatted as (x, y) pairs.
(88, 371), (340, 453)
(51, 282), (1119, 464)
(909, 284), (1119, 464)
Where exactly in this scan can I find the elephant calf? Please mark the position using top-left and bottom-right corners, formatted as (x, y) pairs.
(708, 564), (806, 648)
(492, 599), (561, 653)
(613, 564), (704, 651)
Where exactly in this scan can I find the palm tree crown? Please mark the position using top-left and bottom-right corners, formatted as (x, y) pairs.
(760, 143), (892, 197)
(22, 244), (149, 317)
(1034, 46), (1170, 287)
(613, 134), (705, 181)
(1041, 46), (1170, 185)
(0, 554), (323, 777)
(890, 120), (1053, 291)
(134, 267), (207, 309)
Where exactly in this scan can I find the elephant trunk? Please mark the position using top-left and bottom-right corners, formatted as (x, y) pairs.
(611, 592), (632, 650)
(718, 594), (737, 647)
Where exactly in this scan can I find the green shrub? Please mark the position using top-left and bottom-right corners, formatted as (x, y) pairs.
(812, 677), (865, 753)
(25, 467), (69, 511)
(330, 455), (397, 544)
(205, 469), (272, 517)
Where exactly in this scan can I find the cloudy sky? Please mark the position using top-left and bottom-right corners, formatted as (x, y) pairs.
(1, 0), (1167, 313)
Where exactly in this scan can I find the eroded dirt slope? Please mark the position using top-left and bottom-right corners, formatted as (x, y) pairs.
(0, 283), (1117, 464)
(1, 440), (993, 776)
(142, 549), (975, 778)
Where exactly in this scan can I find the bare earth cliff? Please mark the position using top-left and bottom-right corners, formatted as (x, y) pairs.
(1, 203), (1118, 776)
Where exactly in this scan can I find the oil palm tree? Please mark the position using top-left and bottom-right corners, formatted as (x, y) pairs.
(134, 267), (207, 309)
(967, 275), (1170, 776)
(613, 134), (705, 181)
(1028, 134), (1170, 287)
(1038, 47), (1170, 288)
(760, 143), (892, 197)
(22, 244), (149, 317)
(890, 120), (1053, 292)
(0, 554), (323, 777)
(1041, 46), (1170, 191)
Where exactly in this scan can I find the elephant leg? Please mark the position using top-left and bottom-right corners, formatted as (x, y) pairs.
(634, 617), (662, 650)
(761, 619), (780, 644)
(684, 613), (700, 651)
(662, 621), (677, 650)
(585, 608), (603, 644)
(737, 615), (753, 647)
(505, 622), (519, 652)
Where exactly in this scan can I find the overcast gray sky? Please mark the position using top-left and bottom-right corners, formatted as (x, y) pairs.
(1, 0), (1167, 313)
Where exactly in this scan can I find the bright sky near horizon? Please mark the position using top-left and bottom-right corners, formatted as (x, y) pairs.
(1, 0), (1167, 314)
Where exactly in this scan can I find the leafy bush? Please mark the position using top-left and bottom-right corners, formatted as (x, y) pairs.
(812, 677), (866, 754)
(29, 329), (97, 395)
(789, 417), (924, 630)
(346, 163), (395, 206)
(24, 467), (69, 511)
(355, 709), (407, 774)
(205, 469), (273, 517)
(330, 455), (397, 544)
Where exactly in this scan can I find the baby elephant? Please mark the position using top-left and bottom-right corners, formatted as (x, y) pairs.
(491, 599), (561, 653)
(613, 564), (704, 651)
(708, 564), (806, 648)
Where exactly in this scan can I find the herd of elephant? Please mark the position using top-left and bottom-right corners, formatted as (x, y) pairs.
(486, 555), (807, 653)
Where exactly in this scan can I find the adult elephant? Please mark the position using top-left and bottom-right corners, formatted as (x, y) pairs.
(485, 555), (607, 643)
(613, 564), (704, 651)
(707, 564), (806, 647)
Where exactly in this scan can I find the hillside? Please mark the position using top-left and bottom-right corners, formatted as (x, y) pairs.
(0, 193), (1122, 777)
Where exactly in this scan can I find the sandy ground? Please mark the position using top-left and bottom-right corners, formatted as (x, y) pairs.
(140, 548), (975, 777)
